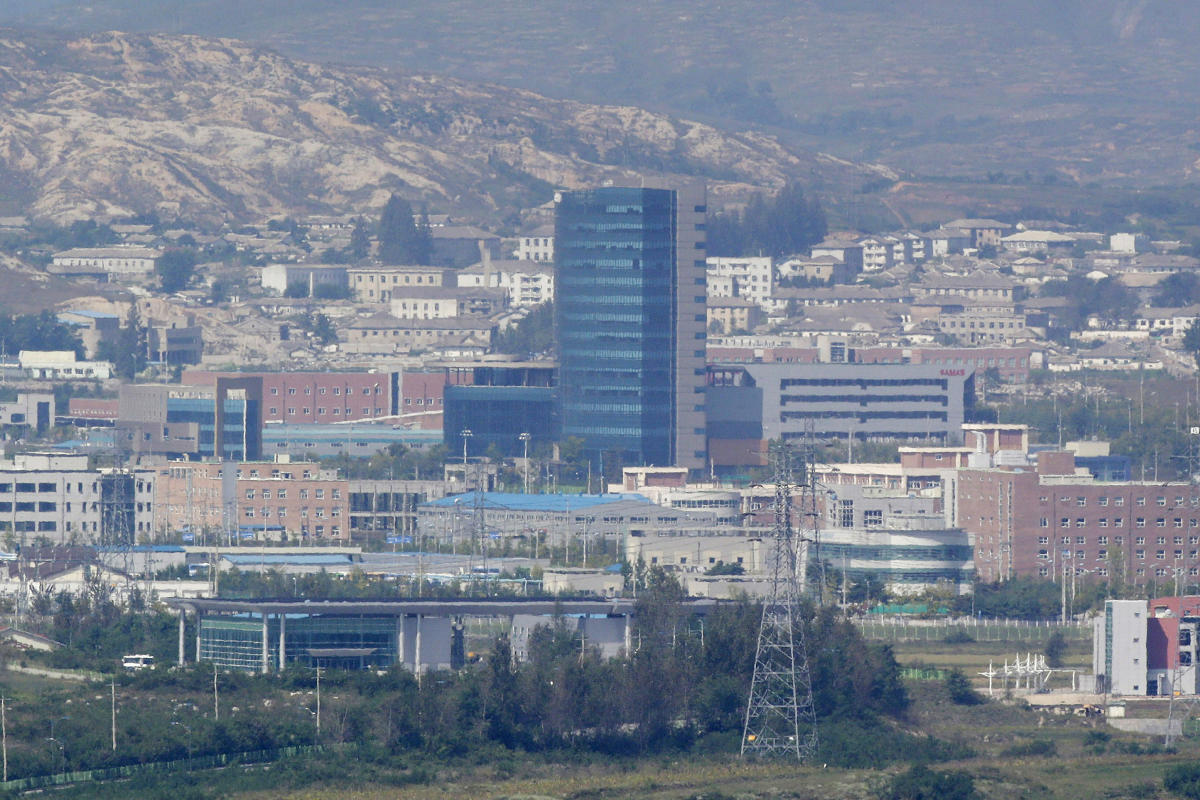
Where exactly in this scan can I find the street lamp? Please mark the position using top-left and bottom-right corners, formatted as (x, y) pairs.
(170, 720), (193, 759)
(519, 433), (532, 494)
(460, 429), (473, 487)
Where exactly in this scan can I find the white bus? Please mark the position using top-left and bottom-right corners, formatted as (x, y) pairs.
(122, 654), (155, 671)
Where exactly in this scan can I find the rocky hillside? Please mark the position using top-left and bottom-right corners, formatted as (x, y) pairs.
(0, 29), (879, 225)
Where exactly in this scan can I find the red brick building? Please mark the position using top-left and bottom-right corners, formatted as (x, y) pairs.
(955, 452), (1200, 584)
(154, 460), (348, 542)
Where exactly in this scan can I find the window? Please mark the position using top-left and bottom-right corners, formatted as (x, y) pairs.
(1077, 497), (1087, 507)
(1157, 550), (1166, 559)
(1098, 536), (1108, 545)
(1137, 497), (1146, 506)
(1137, 536), (1146, 545)
(1136, 549), (1145, 560)
(1158, 536), (1167, 545)
(1115, 518), (1125, 527)
(1177, 536), (1185, 545)
(1099, 496), (1109, 506)
(1137, 518), (1146, 527)
(1115, 497), (1125, 506)
(1061, 518), (1070, 528)
(262, 489), (271, 500)
(1039, 518), (1049, 528)
(1076, 519), (1086, 528)
(1099, 518), (1108, 527)
(1076, 536), (1086, 544)
(1157, 518), (1167, 528)
(1158, 496), (1167, 506)
(1038, 536), (1049, 544)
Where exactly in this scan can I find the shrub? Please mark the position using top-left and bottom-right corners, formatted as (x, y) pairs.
(1044, 631), (1068, 667)
(878, 764), (978, 800)
(1002, 738), (1057, 757)
(944, 669), (983, 705)
(943, 629), (975, 644)
(1165, 763), (1200, 799)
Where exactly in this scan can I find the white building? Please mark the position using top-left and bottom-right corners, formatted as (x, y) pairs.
(50, 247), (160, 277)
(346, 266), (447, 303)
(259, 264), (348, 295)
(0, 453), (157, 544)
(18, 351), (112, 380)
(456, 260), (555, 307)
(515, 227), (555, 263)
(1094, 599), (1149, 696)
(706, 257), (774, 306)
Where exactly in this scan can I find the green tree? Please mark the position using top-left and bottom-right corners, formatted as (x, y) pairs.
(98, 305), (148, 379)
(707, 181), (827, 258)
(156, 247), (197, 293)
(1184, 320), (1200, 368)
(492, 302), (554, 356)
(350, 217), (371, 260)
(1044, 631), (1068, 667)
(1153, 272), (1200, 307)
(377, 194), (432, 264)
(0, 311), (85, 357)
(944, 668), (983, 705)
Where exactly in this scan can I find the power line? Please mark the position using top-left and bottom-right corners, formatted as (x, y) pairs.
(741, 441), (818, 760)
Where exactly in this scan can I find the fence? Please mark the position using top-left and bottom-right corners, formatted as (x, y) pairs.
(854, 616), (1092, 643)
(0, 744), (326, 793)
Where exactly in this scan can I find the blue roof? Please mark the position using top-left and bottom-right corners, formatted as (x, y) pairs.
(223, 554), (354, 566)
(427, 492), (651, 512)
(59, 309), (119, 319)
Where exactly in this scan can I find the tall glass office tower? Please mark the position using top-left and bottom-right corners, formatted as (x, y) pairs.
(555, 184), (707, 470)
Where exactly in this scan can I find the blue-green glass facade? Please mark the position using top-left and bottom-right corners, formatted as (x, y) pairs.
(556, 188), (679, 466)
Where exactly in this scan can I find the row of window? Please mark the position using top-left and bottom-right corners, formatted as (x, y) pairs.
(268, 407), (384, 416)
(1038, 535), (1198, 546)
(244, 507), (338, 519)
(245, 487), (340, 500)
(270, 386), (383, 396)
(1045, 517), (1198, 528)
(1040, 494), (1195, 507)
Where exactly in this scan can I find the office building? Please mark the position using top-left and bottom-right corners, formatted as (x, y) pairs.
(706, 362), (974, 456)
(442, 360), (558, 459)
(117, 378), (263, 461)
(555, 184), (707, 469)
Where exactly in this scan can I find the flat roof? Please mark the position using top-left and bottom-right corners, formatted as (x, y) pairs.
(169, 597), (719, 617)
(426, 492), (651, 512)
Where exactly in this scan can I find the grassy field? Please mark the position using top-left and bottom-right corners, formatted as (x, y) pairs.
(31, 632), (1200, 800)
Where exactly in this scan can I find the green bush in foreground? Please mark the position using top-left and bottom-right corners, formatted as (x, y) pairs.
(878, 764), (978, 800)
(1165, 762), (1200, 799)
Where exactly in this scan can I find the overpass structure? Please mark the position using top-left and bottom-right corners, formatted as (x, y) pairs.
(167, 597), (720, 674)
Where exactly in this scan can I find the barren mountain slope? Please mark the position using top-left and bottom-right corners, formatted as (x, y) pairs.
(0, 29), (875, 224)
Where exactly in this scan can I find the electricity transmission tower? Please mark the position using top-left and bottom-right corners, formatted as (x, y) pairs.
(741, 442), (818, 760)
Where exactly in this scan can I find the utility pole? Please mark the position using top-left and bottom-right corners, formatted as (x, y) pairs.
(2, 695), (8, 782)
(213, 669), (219, 721)
(315, 667), (322, 739)
(110, 678), (116, 751)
